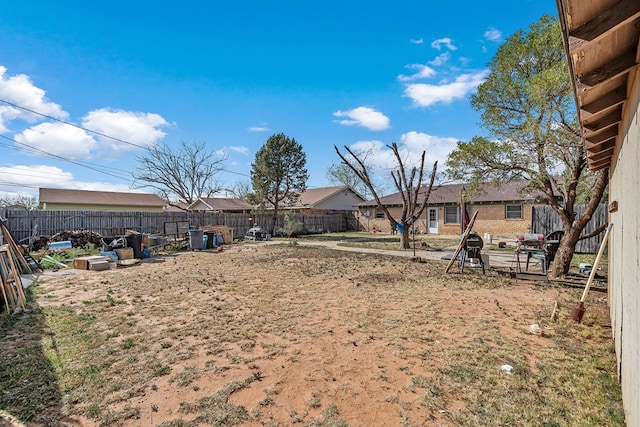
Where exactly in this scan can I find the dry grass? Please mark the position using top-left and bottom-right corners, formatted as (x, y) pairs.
(0, 243), (624, 426)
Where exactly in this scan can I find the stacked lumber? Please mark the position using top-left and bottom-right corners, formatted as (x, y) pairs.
(0, 222), (29, 314)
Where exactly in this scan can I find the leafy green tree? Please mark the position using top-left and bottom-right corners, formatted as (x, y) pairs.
(335, 142), (437, 249)
(445, 15), (608, 278)
(248, 133), (308, 234)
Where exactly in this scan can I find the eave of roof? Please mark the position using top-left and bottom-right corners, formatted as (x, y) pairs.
(38, 188), (166, 207)
(556, 0), (640, 171)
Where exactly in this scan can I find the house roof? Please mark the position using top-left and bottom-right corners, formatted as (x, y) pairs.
(556, 0), (640, 171)
(292, 185), (364, 208)
(164, 202), (190, 212)
(39, 188), (166, 207)
(357, 181), (542, 207)
(188, 197), (253, 211)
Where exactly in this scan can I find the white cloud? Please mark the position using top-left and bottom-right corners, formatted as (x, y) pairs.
(397, 64), (436, 82)
(345, 133), (457, 172)
(409, 38), (424, 44)
(399, 131), (458, 166)
(403, 70), (488, 107)
(429, 53), (450, 67)
(14, 122), (97, 159)
(431, 38), (457, 51)
(347, 140), (395, 170)
(0, 164), (147, 198)
(484, 28), (502, 42)
(0, 165), (74, 190)
(249, 125), (270, 132)
(11, 108), (169, 160)
(458, 57), (471, 67)
(82, 108), (168, 153)
(229, 146), (249, 155)
(333, 107), (390, 131)
(0, 66), (68, 132)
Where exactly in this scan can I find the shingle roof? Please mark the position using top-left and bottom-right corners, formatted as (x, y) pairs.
(357, 181), (542, 207)
(39, 188), (166, 207)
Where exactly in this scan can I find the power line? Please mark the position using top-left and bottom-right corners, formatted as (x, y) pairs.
(0, 134), (132, 182)
(0, 98), (149, 150)
(0, 99), (251, 179)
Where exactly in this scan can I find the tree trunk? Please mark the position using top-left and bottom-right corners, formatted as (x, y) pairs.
(550, 225), (582, 279)
(270, 209), (278, 236)
(400, 227), (410, 249)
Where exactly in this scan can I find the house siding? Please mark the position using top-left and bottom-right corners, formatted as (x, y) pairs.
(42, 202), (164, 212)
(608, 69), (639, 427)
(311, 192), (363, 211)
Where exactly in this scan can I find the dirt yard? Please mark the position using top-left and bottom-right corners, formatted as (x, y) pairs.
(0, 242), (624, 426)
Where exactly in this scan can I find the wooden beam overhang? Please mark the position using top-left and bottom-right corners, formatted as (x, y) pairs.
(557, 0), (640, 171)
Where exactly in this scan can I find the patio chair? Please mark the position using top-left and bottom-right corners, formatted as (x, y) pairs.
(526, 230), (564, 274)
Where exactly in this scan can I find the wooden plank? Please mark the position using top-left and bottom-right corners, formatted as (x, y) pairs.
(445, 210), (479, 273)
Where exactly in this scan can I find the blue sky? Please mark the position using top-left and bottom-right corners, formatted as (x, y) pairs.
(0, 1), (557, 201)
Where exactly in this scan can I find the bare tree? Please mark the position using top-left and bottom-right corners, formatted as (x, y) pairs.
(133, 140), (227, 209)
(335, 142), (437, 249)
(0, 194), (39, 210)
(228, 180), (251, 199)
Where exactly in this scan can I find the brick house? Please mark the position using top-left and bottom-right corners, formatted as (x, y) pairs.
(356, 181), (544, 238)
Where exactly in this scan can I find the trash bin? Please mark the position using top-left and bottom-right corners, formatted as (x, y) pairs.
(205, 231), (216, 249)
(188, 229), (204, 250)
(214, 234), (222, 247)
(202, 234), (208, 249)
(125, 233), (143, 259)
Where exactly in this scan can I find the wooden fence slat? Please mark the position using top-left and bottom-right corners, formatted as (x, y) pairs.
(2, 210), (357, 244)
(531, 204), (607, 254)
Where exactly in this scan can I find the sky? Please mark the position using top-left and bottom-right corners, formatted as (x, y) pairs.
(0, 1), (558, 202)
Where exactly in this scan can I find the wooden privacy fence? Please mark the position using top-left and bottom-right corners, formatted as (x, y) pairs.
(530, 204), (607, 254)
(0, 209), (357, 244)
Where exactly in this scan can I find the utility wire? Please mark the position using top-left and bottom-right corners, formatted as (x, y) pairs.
(0, 139), (133, 176)
(0, 134), (131, 181)
(0, 99), (251, 178)
(0, 98), (149, 150)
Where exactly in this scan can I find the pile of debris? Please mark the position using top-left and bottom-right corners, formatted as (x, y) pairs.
(32, 230), (104, 251)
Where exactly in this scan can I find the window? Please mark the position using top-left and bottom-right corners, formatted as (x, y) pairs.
(444, 206), (459, 224)
(505, 204), (523, 219)
(375, 210), (385, 219)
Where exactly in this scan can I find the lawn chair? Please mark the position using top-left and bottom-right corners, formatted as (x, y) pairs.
(526, 230), (564, 274)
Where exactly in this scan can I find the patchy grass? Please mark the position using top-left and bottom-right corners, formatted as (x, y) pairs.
(0, 245), (623, 426)
(298, 231), (460, 251)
